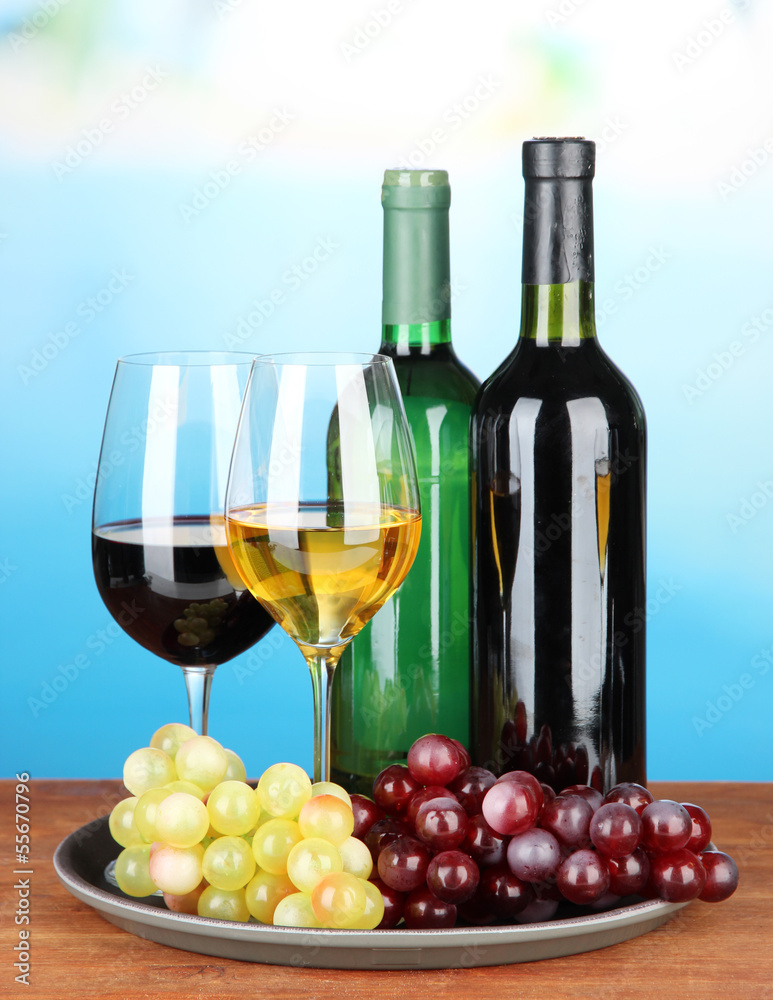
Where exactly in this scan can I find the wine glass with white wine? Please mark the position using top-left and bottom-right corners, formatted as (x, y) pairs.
(225, 352), (422, 782)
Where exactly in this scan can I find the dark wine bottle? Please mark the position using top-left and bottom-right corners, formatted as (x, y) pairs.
(331, 169), (480, 794)
(470, 138), (646, 792)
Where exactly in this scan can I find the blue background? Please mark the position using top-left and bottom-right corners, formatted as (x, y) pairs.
(2, 0), (772, 781)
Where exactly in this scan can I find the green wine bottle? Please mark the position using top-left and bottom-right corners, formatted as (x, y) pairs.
(330, 169), (480, 795)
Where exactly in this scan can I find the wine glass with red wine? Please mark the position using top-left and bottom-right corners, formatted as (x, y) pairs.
(92, 351), (275, 734)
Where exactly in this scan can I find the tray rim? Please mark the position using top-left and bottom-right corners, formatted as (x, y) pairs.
(53, 813), (692, 967)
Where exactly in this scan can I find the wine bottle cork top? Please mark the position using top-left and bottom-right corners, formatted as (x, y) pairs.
(383, 169), (449, 188)
(382, 169), (451, 209)
(523, 138), (595, 180)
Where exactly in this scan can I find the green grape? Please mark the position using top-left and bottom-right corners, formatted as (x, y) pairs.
(349, 878), (385, 930)
(338, 836), (373, 880)
(164, 779), (206, 800)
(134, 787), (173, 842)
(109, 797), (144, 849)
(207, 780), (259, 836)
(223, 749), (248, 783)
(202, 836), (256, 891)
(174, 736), (228, 792)
(272, 892), (322, 928)
(197, 885), (250, 922)
(311, 782), (352, 808)
(114, 845), (156, 897)
(298, 794), (354, 847)
(154, 792), (209, 848)
(244, 870), (296, 923)
(311, 871), (367, 929)
(286, 837), (342, 893)
(149, 723), (197, 760)
(251, 819), (303, 875)
(149, 844), (204, 896)
(123, 747), (176, 796)
(257, 763), (311, 819)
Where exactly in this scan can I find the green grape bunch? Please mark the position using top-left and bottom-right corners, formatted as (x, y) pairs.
(109, 725), (383, 929)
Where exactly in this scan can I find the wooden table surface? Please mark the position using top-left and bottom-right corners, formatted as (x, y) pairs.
(1, 780), (771, 1000)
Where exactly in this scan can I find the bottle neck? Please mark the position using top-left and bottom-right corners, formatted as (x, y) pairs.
(518, 281), (597, 345)
(519, 172), (596, 346)
(380, 318), (452, 355)
(382, 182), (451, 336)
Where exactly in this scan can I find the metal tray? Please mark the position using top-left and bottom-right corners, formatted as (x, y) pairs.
(53, 815), (690, 970)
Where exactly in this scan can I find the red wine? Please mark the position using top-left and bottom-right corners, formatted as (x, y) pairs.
(92, 516), (274, 667)
(471, 139), (646, 792)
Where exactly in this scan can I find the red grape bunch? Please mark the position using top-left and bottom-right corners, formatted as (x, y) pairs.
(354, 734), (739, 929)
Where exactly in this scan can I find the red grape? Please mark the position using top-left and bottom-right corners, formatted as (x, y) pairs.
(377, 836), (432, 892)
(460, 813), (508, 868)
(682, 802), (712, 854)
(540, 783), (556, 809)
(448, 766), (496, 816)
(478, 863), (534, 919)
(369, 877), (405, 929)
(406, 785), (457, 827)
(415, 797), (468, 852)
(587, 891), (622, 912)
(603, 782), (653, 815)
(403, 886), (457, 929)
(506, 828), (562, 884)
(407, 734), (464, 786)
(540, 794), (594, 848)
(350, 794), (384, 840)
(372, 764), (421, 815)
(364, 817), (411, 863)
(513, 896), (559, 924)
(649, 848), (706, 903)
(699, 851), (739, 903)
(427, 850), (480, 904)
(640, 800), (692, 854)
(481, 780), (539, 836)
(495, 770), (544, 811)
(606, 848), (650, 897)
(560, 784), (603, 812)
(557, 849), (611, 905)
(449, 739), (471, 770)
(589, 802), (642, 858)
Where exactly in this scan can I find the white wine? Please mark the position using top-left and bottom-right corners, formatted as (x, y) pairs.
(226, 502), (421, 655)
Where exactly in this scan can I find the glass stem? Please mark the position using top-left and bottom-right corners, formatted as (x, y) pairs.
(307, 652), (340, 783)
(182, 666), (216, 735)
